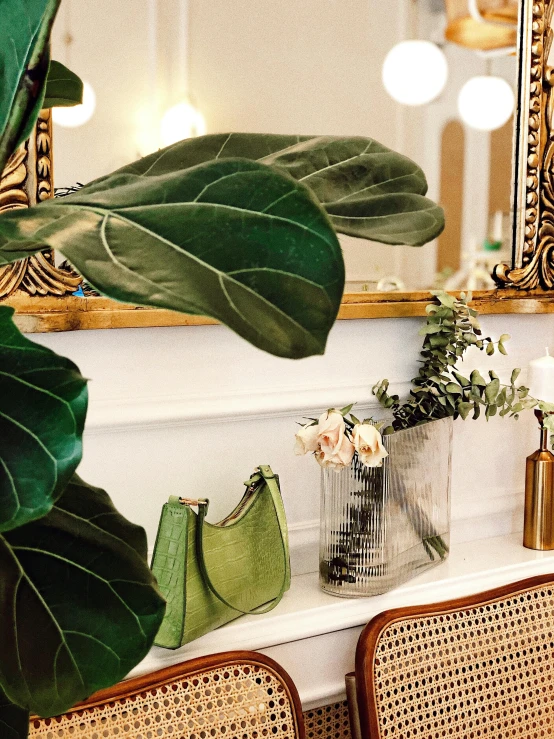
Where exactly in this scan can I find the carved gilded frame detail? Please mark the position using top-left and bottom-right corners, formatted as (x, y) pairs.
(495, 0), (554, 289)
(0, 109), (81, 298)
(1, 12), (554, 335)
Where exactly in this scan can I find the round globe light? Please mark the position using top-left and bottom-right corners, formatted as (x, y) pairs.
(160, 101), (207, 146)
(52, 81), (96, 128)
(458, 76), (515, 131)
(382, 40), (448, 106)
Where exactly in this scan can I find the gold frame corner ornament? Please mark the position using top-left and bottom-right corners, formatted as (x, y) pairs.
(494, 0), (554, 290)
(0, 109), (82, 299)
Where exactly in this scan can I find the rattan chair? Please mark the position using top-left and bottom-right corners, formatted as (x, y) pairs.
(348, 573), (554, 739)
(29, 650), (305, 739)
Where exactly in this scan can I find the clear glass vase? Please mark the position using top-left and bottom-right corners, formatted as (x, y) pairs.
(319, 416), (452, 597)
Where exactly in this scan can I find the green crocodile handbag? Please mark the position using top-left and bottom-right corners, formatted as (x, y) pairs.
(151, 465), (291, 649)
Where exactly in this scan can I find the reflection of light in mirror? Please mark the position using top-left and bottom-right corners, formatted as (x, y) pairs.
(458, 76), (514, 131)
(382, 40), (448, 106)
(52, 81), (96, 128)
(160, 101), (206, 146)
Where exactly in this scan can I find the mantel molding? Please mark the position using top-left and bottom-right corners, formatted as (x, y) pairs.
(6, 288), (554, 334)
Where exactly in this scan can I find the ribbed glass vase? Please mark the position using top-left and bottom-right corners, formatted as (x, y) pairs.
(319, 416), (452, 597)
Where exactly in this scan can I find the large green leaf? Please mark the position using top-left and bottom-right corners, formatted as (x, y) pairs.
(0, 307), (87, 533)
(101, 133), (444, 246)
(0, 159), (344, 359)
(0, 0), (61, 174)
(43, 60), (83, 109)
(0, 688), (28, 739)
(0, 475), (166, 718)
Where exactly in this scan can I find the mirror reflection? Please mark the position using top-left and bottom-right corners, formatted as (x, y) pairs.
(51, 0), (519, 293)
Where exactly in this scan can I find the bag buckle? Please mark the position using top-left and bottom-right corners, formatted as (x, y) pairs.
(178, 497), (208, 507)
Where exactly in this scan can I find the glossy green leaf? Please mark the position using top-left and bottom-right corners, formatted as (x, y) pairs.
(43, 60), (83, 108)
(96, 133), (445, 246)
(0, 307), (87, 532)
(0, 159), (343, 359)
(0, 0), (61, 174)
(0, 475), (165, 718)
(0, 688), (28, 739)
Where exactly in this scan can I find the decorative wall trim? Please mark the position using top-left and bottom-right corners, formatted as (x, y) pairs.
(84, 381), (412, 432)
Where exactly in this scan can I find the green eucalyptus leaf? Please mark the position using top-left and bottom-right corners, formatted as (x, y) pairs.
(543, 415), (554, 431)
(0, 688), (28, 739)
(470, 370), (487, 387)
(453, 372), (470, 387)
(486, 343), (495, 356)
(486, 404), (497, 418)
(445, 382), (462, 395)
(498, 342), (507, 356)
(0, 306), (87, 532)
(92, 133), (444, 246)
(499, 333), (511, 343)
(485, 379), (500, 404)
(0, 475), (165, 718)
(511, 368), (521, 385)
(0, 159), (344, 360)
(0, 0), (61, 174)
(430, 291), (456, 309)
(43, 60), (83, 108)
(458, 401), (473, 420)
(539, 401), (554, 413)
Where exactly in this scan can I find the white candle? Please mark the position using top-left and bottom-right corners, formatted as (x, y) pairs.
(528, 348), (554, 404)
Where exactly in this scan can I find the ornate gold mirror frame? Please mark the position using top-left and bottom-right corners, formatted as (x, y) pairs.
(2, 1), (554, 334)
(494, 0), (554, 291)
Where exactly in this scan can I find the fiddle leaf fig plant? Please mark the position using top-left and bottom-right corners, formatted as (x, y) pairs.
(0, 306), (86, 532)
(0, 0), (445, 734)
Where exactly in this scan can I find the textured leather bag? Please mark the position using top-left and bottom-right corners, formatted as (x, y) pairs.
(151, 465), (290, 649)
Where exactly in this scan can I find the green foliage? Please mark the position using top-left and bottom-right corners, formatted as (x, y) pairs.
(0, 476), (165, 719)
(0, 159), (344, 359)
(0, 306), (87, 532)
(107, 133), (445, 246)
(0, 3), (445, 729)
(43, 60), (83, 108)
(0, 0), (61, 173)
(0, 687), (28, 739)
(373, 292), (536, 430)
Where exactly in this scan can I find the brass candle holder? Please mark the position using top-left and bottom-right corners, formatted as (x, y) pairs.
(524, 409), (554, 550)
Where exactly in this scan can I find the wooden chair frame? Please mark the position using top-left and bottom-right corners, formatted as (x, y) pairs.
(29, 650), (305, 739)
(354, 573), (554, 739)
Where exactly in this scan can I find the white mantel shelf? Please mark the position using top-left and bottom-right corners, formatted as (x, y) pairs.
(129, 534), (554, 710)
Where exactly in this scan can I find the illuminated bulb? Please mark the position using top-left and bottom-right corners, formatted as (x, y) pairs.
(160, 101), (206, 146)
(52, 81), (96, 128)
(382, 40), (448, 106)
(458, 76), (515, 131)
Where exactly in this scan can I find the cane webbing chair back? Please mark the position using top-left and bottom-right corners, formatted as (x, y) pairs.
(354, 574), (554, 739)
(29, 650), (305, 739)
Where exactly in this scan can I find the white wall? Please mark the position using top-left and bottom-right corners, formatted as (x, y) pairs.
(44, 0), (542, 574)
(31, 312), (553, 574)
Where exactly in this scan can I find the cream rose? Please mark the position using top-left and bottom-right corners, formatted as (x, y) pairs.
(352, 424), (388, 467)
(315, 433), (355, 471)
(317, 410), (347, 455)
(294, 422), (320, 455)
(314, 411), (355, 470)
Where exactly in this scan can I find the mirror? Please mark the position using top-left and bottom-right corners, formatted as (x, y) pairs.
(49, 0), (520, 295)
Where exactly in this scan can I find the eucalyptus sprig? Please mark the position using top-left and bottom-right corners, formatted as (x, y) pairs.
(373, 291), (537, 432)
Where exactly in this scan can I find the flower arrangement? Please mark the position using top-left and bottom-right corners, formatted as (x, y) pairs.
(296, 291), (547, 596)
(295, 408), (388, 470)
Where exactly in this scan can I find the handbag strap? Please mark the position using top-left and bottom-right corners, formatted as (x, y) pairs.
(195, 465), (289, 615)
